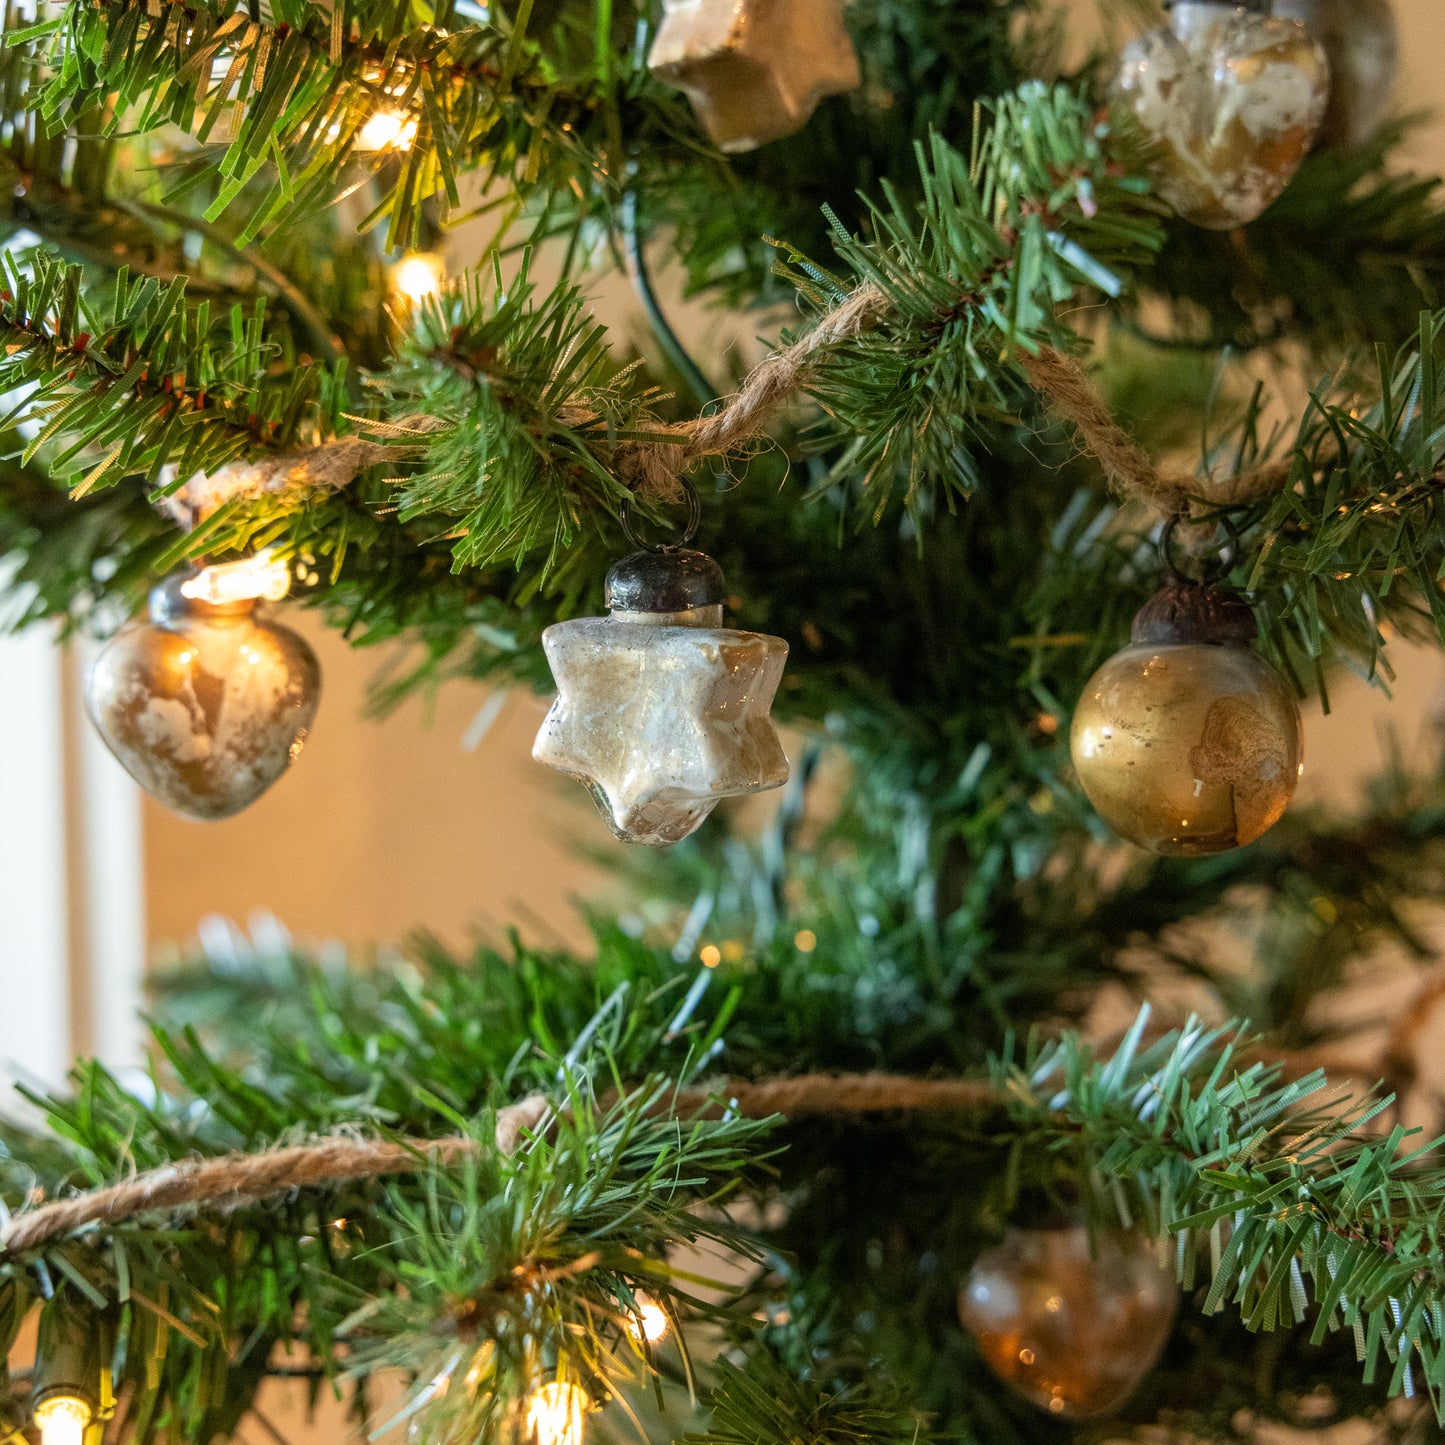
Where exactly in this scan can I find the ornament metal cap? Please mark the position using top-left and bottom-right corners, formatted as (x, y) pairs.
(1163, 0), (1271, 11)
(605, 549), (727, 614)
(1131, 581), (1258, 647)
(149, 573), (255, 626)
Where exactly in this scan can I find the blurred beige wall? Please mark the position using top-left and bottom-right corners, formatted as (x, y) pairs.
(143, 0), (1445, 961)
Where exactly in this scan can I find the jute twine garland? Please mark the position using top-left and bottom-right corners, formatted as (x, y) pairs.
(178, 280), (1301, 525)
(0, 1075), (995, 1257)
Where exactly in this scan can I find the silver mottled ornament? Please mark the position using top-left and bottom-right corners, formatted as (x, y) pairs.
(1275, 0), (1397, 150)
(959, 1224), (1178, 1420)
(533, 549), (789, 846)
(647, 0), (860, 153)
(87, 575), (321, 820)
(1070, 582), (1303, 856)
(1113, 0), (1328, 229)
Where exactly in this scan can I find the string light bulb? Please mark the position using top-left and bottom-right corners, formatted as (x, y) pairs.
(180, 550), (292, 606)
(357, 108), (418, 152)
(33, 1396), (90, 1445)
(391, 253), (446, 304)
(628, 1293), (669, 1345)
(33, 1305), (103, 1445)
(525, 1381), (588, 1445)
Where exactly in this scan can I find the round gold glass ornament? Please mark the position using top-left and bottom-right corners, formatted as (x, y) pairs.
(87, 575), (321, 820)
(1113, 0), (1328, 230)
(958, 1223), (1178, 1420)
(1070, 581), (1303, 856)
(1274, 0), (1397, 150)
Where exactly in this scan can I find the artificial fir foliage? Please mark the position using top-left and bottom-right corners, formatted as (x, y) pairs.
(13, 0), (1445, 1442)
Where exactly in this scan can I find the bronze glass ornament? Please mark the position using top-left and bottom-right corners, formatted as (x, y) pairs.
(533, 547), (790, 846)
(647, 0), (860, 153)
(1070, 580), (1303, 856)
(1274, 0), (1397, 150)
(958, 1224), (1178, 1420)
(87, 575), (321, 821)
(1113, 0), (1328, 229)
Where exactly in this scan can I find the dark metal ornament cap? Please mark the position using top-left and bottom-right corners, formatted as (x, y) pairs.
(148, 573), (256, 626)
(605, 549), (726, 613)
(1131, 582), (1258, 646)
(1164, 0), (1270, 11)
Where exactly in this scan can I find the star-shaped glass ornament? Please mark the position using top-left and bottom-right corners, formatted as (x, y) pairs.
(647, 0), (860, 153)
(533, 549), (790, 846)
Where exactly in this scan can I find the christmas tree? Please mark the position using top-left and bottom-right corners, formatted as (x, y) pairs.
(8, 0), (1445, 1441)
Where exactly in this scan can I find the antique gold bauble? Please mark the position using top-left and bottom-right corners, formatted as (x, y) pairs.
(87, 576), (321, 820)
(958, 1224), (1178, 1420)
(647, 0), (860, 153)
(1275, 0), (1397, 150)
(1113, 0), (1328, 229)
(1070, 582), (1303, 856)
(533, 549), (789, 846)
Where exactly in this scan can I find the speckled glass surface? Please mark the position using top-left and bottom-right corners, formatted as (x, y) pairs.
(1113, 2), (1328, 229)
(958, 1226), (1178, 1420)
(87, 599), (321, 821)
(648, 0), (859, 152)
(533, 607), (789, 846)
(1071, 640), (1303, 856)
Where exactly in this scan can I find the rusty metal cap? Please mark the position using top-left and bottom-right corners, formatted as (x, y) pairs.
(1131, 581), (1258, 646)
(605, 549), (726, 613)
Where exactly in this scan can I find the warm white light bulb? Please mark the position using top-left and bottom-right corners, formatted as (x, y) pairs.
(525, 1381), (587, 1445)
(34, 1395), (91, 1445)
(391, 253), (445, 303)
(357, 108), (418, 152)
(180, 550), (292, 605)
(629, 1294), (668, 1344)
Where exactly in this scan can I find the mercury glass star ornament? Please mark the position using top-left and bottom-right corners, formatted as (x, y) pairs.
(87, 574), (321, 820)
(648, 0), (861, 153)
(533, 549), (790, 846)
(1113, 0), (1328, 229)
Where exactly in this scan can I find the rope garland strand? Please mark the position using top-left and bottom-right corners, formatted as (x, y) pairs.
(0, 1048), (1385, 1259)
(1019, 346), (1301, 516)
(0, 1074), (993, 1257)
(159, 284), (1304, 525)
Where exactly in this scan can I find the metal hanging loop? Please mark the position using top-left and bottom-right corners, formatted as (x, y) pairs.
(1158, 512), (1237, 586)
(620, 473), (702, 554)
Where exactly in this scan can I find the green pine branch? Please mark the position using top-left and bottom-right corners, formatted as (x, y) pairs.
(17, 0), (662, 249)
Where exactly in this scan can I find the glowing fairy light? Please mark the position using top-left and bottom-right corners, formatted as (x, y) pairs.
(357, 107), (418, 152)
(180, 550), (292, 606)
(33, 1396), (91, 1445)
(628, 1293), (669, 1344)
(391, 252), (446, 303)
(525, 1381), (588, 1445)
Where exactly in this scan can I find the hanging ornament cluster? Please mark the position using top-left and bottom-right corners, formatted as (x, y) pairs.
(1113, 0), (1329, 230)
(533, 537), (790, 846)
(87, 556), (321, 821)
(1275, 0), (1398, 150)
(1070, 572), (1303, 856)
(647, 0), (861, 152)
(958, 1223), (1178, 1420)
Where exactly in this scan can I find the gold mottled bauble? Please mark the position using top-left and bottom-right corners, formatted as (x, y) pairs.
(1113, 2), (1328, 229)
(1274, 0), (1398, 150)
(958, 1224), (1178, 1421)
(87, 576), (321, 821)
(533, 549), (789, 846)
(1070, 582), (1303, 856)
